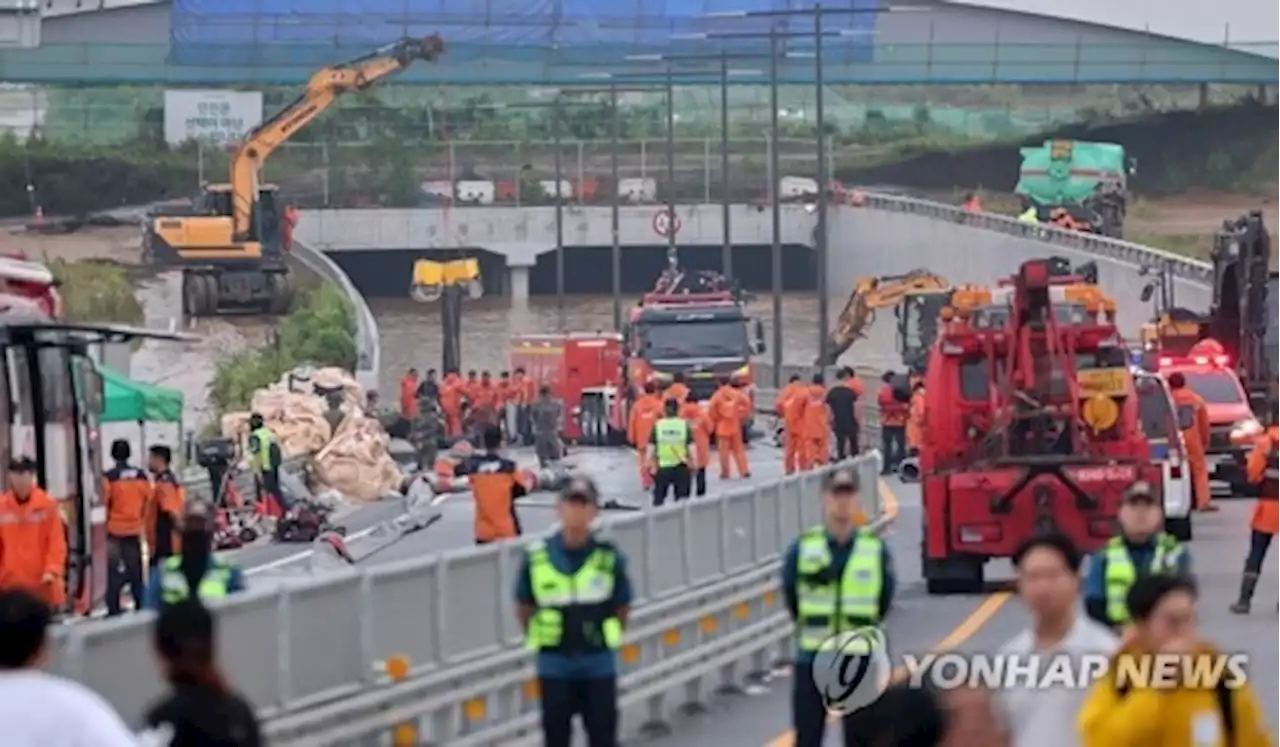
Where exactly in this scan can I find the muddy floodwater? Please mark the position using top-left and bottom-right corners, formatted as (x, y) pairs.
(367, 293), (902, 395)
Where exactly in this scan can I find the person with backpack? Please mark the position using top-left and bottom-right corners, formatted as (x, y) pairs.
(1077, 574), (1273, 747)
(140, 600), (261, 746)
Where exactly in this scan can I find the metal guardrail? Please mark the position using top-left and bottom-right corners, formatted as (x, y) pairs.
(51, 454), (884, 739)
(259, 453), (884, 746)
(854, 191), (1215, 286)
(290, 239), (382, 394)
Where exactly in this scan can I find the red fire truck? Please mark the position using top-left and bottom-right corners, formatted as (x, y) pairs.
(510, 332), (625, 443)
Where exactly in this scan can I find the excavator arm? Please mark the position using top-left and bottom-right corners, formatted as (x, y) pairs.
(229, 35), (445, 238)
(820, 269), (949, 365)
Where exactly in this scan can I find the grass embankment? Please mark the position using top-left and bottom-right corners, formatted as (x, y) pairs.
(208, 283), (358, 416)
(48, 259), (144, 324)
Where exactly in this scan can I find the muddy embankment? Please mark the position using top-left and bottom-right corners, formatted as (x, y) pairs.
(835, 102), (1279, 197)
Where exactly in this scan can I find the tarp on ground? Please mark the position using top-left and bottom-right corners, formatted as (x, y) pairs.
(100, 367), (184, 424)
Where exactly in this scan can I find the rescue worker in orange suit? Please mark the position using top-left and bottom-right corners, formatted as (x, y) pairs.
(144, 445), (185, 570)
(440, 370), (466, 437)
(454, 425), (527, 545)
(961, 192), (983, 213)
(473, 371), (501, 429)
(628, 382), (664, 489)
(464, 370), (481, 404)
(103, 439), (150, 616)
(399, 367), (420, 419)
(776, 374), (805, 419)
(781, 375), (809, 475)
(826, 367), (860, 460)
(512, 367), (537, 445)
(799, 374), (832, 470)
(1230, 422), (1279, 614)
(877, 371), (909, 475)
(1167, 372), (1215, 513)
(906, 379), (927, 455)
(664, 372), (690, 406)
(676, 386), (712, 496)
(709, 375), (751, 479)
(0, 456), (67, 611)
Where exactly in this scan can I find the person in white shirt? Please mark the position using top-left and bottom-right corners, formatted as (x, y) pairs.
(996, 533), (1119, 747)
(0, 588), (139, 747)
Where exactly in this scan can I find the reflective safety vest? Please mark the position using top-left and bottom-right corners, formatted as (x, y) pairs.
(249, 426), (278, 473)
(524, 539), (623, 654)
(160, 557), (233, 604)
(1104, 534), (1183, 624)
(794, 526), (884, 652)
(1017, 207), (1039, 224)
(652, 417), (690, 469)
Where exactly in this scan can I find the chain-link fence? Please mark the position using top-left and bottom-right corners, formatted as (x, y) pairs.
(182, 137), (848, 207)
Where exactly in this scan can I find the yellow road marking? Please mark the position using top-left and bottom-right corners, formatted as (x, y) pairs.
(765, 481), (1009, 747)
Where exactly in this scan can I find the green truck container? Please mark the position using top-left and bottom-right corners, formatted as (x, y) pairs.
(1015, 139), (1133, 238)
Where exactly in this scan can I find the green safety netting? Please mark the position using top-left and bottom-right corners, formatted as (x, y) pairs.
(100, 366), (184, 424)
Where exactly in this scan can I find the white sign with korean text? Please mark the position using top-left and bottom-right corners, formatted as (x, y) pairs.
(163, 89), (263, 146)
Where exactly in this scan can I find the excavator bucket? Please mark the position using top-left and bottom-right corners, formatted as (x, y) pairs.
(413, 34), (446, 61)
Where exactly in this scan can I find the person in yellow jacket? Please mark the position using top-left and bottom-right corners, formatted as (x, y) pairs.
(1078, 574), (1273, 747)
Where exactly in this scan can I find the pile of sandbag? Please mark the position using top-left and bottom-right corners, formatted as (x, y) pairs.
(220, 365), (403, 502)
(312, 408), (404, 502)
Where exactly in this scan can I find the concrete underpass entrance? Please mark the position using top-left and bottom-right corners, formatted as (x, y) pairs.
(327, 244), (816, 298)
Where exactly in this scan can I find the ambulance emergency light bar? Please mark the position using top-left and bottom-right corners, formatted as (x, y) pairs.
(1158, 354), (1231, 368)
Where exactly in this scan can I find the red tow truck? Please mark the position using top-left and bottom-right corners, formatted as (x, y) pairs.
(919, 258), (1159, 594)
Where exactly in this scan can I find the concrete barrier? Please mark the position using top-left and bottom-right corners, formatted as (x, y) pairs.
(290, 239), (382, 394)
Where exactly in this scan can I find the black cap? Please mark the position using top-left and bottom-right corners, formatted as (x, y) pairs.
(7, 456), (35, 473)
(561, 476), (600, 504)
(1122, 481), (1157, 504)
(823, 468), (861, 494)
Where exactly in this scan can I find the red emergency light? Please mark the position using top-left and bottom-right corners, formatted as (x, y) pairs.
(1158, 354), (1230, 368)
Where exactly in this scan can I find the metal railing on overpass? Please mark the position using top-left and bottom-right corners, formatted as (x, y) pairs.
(288, 238), (382, 394)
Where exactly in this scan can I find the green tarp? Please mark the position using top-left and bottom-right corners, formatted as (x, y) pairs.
(100, 366), (184, 423)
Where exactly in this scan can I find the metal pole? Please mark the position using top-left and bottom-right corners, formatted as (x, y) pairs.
(769, 29), (783, 388)
(665, 66), (677, 269)
(815, 6), (830, 365)
(554, 96), (565, 330)
(720, 50), (732, 278)
(610, 81), (623, 331)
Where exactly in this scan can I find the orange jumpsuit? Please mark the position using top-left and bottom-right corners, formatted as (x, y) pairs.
(399, 374), (419, 418)
(906, 388), (927, 451)
(665, 382), (690, 404)
(628, 393), (663, 487)
(782, 387), (809, 474)
(1245, 427), (1278, 535)
(709, 384), (750, 478)
(776, 380), (805, 418)
(1171, 386), (1212, 509)
(474, 381), (501, 424)
(0, 486), (68, 609)
(440, 374), (465, 436)
(679, 398), (712, 491)
(800, 384), (831, 469)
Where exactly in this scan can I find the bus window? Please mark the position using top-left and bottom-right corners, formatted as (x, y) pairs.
(7, 347), (34, 460)
(36, 347), (77, 501)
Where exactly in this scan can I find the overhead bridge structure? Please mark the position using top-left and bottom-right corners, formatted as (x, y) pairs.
(9, 0), (1277, 83)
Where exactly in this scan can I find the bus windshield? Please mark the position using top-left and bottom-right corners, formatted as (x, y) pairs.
(639, 320), (748, 360)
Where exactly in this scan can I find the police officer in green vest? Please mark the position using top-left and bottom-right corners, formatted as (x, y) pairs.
(144, 501), (245, 610)
(514, 477), (634, 747)
(648, 398), (694, 506)
(248, 412), (283, 508)
(1083, 481), (1192, 629)
(782, 468), (895, 747)
(1016, 195), (1039, 225)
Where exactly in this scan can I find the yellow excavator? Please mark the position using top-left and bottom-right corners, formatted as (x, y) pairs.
(819, 269), (950, 366)
(145, 35), (445, 317)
